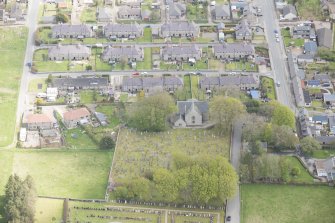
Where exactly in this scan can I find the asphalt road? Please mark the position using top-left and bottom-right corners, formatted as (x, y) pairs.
(10, 0), (40, 148)
(261, 0), (295, 110)
(225, 122), (242, 223)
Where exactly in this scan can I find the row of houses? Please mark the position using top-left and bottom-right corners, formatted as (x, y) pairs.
(50, 21), (200, 39)
(47, 42), (255, 62)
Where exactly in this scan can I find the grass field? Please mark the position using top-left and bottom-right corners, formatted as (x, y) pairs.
(112, 128), (230, 182)
(312, 149), (335, 159)
(28, 78), (47, 93)
(68, 201), (222, 223)
(64, 128), (99, 149)
(281, 28), (305, 47)
(0, 27), (27, 146)
(12, 150), (113, 199)
(35, 198), (64, 223)
(0, 151), (14, 195)
(241, 184), (335, 223)
(225, 62), (257, 72)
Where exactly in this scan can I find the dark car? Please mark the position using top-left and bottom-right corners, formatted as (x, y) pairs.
(226, 216), (231, 221)
(132, 72), (140, 76)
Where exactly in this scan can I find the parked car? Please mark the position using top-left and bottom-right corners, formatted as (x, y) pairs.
(133, 72), (140, 76)
(226, 216), (231, 221)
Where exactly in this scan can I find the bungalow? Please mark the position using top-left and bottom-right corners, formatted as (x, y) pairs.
(315, 157), (335, 181)
(213, 43), (255, 60)
(161, 45), (201, 61)
(52, 77), (109, 90)
(104, 23), (143, 39)
(22, 113), (56, 130)
(118, 6), (141, 20)
(51, 24), (93, 39)
(292, 24), (316, 41)
(316, 28), (333, 49)
(235, 19), (252, 41)
(214, 4), (231, 20)
(303, 41), (318, 55)
(316, 136), (335, 145)
(48, 44), (91, 61)
(122, 76), (183, 93)
(314, 73), (331, 87)
(63, 107), (91, 129)
(297, 54), (314, 65)
(101, 46), (144, 62)
(282, 4), (297, 20)
(199, 76), (258, 90)
(169, 2), (186, 19)
(160, 21), (200, 38)
(173, 99), (209, 127)
(323, 93), (335, 107)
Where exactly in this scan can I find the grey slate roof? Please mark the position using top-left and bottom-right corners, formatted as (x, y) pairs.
(323, 93), (335, 102)
(161, 21), (198, 33)
(169, 2), (185, 17)
(235, 19), (252, 37)
(104, 23), (141, 35)
(52, 77), (109, 88)
(304, 41), (318, 54)
(303, 90), (311, 104)
(215, 4), (231, 17)
(316, 28), (333, 49)
(162, 45), (199, 56)
(48, 44), (91, 56)
(314, 73), (331, 83)
(213, 43), (255, 54)
(97, 7), (112, 21)
(283, 4), (297, 16)
(52, 24), (92, 37)
(101, 46), (142, 60)
(199, 76), (257, 87)
(177, 99), (208, 115)
(122, 76), (183, 88)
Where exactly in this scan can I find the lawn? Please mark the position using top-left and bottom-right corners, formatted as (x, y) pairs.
(225, 62), (257, 72)
(112, 128), (230, 182)
(186, 3), (208, 23)
(183, 59), (208, 70)
(284, 156), (314, 184)
(35, 198), (64, 223)
(137, 27), (152, 43)
(281, 28), (304, 47)
(28, 78), (47, 93)
(312, 149), (335, 159)
(261, 76), (276, 100)
(0, 27), (27, 146)
(136, 48), (152, 70)
(12, 150), (113, 199)
(79, 90), (107, 104)
(80, 7), (97, 23)
(64, 128), (99, 149)
(96, 104), (121, 129)
(241, 184), (335, 223)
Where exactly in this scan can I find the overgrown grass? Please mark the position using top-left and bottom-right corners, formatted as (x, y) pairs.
(241, 184), (335, 223)
(80, 7), (97, 23)
(312, 149), (335, 159)
(112, 128), (230, 182)
(261, 76), (276, 100)
(64, 128), (99, 149)
(0, 27), (27, 146)
(295, 0), (323, 20)
(284, 156), (314, 184)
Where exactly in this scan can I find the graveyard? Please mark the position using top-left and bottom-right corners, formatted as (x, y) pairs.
(68, 201), (222, 223)
(111, 128), (230, 183)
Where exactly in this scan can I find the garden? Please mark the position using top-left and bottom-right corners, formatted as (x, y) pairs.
(260, 76), (276, 100)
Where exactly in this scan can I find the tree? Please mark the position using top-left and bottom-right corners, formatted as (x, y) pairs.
(300, 136), (321, 155)
(99, 136), (115, 150)
(127, 92), (176, 132)
(46, 74), (53, 84)
(4, 175), (37, 223)
(291, 167), (300, 177)
(210, 96), (246, 134)
(270, 125), (298, 150)
(153, 168), (179, 202)
(55, 12), (69, 23)
(271, 102), (295, 129)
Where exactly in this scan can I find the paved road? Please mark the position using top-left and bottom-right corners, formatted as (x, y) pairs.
(225, 122), (242, 223)
(8, 0), (40, 148)
(261, 0), (295, 110)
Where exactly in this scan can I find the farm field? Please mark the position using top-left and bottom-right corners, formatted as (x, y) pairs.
(11, 150), (113, 199)
(68, 201), (222, 223)
(112, 128), (230, 182)
(0, 27), (27, 146)
(241, 184), (335, 223)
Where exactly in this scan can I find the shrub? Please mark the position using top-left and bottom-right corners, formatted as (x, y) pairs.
(291, 167), (300, 177)
(99, 136), (115, 150)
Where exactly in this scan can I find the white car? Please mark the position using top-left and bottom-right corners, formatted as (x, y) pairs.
(276, 38), (280, 42)
(141, 72), (148, 75)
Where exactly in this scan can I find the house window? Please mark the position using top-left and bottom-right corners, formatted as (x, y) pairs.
(192, 116), (195, 124)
